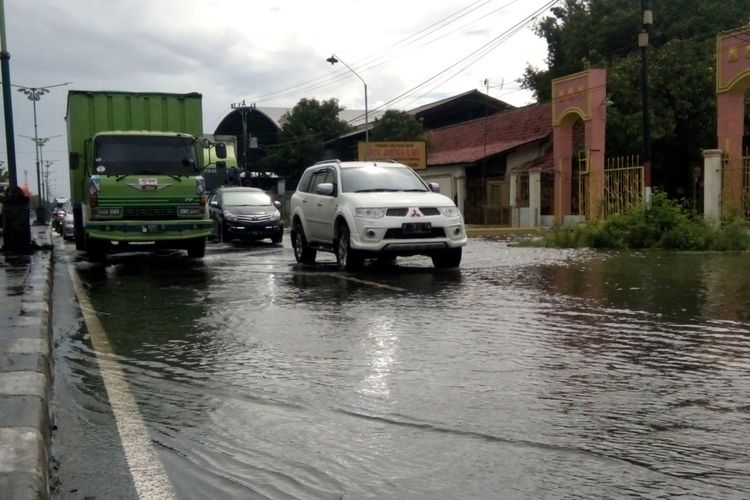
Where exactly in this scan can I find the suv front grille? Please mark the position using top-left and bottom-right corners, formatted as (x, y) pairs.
(235, 214), (275, 222)
(384, 227), (446, 239)
(386, 207), (441, 217)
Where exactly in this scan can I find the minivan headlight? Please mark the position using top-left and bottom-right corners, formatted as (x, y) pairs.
(355, 207), (386, 219)
(438, 207), (460, 217)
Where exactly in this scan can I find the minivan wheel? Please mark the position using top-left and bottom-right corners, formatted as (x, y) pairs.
(336, 224), (363, 271)
(292, 222), (316, 264)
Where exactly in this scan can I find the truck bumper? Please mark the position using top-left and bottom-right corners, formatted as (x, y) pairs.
(86, 220), (212, 241)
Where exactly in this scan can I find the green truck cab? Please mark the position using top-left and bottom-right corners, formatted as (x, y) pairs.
(66, 90), (221, 261)
(202, 134), (240, 194)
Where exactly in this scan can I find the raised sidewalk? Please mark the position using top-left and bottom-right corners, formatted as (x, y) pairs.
(0, 226), (54, 500)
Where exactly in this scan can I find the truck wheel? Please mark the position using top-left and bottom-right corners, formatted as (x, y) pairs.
(187, 237), (206, 258)
(74, 204), (85, 251)
(85, 236), (107, 263)
(336, 224), (363, 271)
(431, 247), (462, 269)
(292, 221), (316, 264)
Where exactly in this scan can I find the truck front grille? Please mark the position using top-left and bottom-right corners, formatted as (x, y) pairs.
(123, 207), (178, 219)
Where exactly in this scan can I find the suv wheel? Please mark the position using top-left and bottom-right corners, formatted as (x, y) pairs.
(292, 221), (316, 264)
(336, 224), (363, 271)
(431, 247), (462, 269)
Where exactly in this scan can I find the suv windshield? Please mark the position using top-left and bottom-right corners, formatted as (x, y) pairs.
(340, 166), (428, 193)
(94, 135), (196, 176)
(223, 191), (272, 206)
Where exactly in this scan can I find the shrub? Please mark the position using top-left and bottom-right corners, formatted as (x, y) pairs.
(535, 191), (750, 251)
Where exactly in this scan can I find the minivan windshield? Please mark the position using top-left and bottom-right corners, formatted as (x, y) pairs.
(93, 135), (197, 176)
(340, 166), (428, 193)
(223, 191), (272, 206)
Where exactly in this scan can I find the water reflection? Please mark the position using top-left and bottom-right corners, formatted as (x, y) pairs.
(67, 243), (750, 498)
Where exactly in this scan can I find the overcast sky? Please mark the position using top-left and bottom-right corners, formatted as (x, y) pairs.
(2, 0), (554, 198)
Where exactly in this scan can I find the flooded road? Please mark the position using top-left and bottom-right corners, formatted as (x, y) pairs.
(52, 238), (750, 499)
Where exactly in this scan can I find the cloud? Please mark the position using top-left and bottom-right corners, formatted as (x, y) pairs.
(1, 0), (551, 197)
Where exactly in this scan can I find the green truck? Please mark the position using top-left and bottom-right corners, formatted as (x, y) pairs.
(66, 90), (222, 261)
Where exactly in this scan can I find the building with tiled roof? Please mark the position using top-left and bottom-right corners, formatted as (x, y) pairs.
(419, 103), (553, 225)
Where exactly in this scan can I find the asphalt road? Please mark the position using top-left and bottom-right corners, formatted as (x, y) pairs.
(50, 234), (750, 499)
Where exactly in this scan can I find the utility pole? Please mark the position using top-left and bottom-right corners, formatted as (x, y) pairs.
(0, 0), (31, 252)
(639, 0), (653, 202)
(43, 160), (55, 204)
(231, 100), (254, 181)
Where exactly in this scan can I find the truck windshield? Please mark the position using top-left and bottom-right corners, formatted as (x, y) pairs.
(93, 135), (197, 176)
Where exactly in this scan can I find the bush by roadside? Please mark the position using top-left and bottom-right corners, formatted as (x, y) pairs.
(520, 191), (750, 250)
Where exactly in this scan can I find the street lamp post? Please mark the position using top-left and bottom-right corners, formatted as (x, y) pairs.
(16, 81), (71, 225)
(21, 134), (59, 210)
(326, 54), (369, 159)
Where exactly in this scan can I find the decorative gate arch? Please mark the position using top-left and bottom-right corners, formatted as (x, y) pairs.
(551, 69), (607, 224)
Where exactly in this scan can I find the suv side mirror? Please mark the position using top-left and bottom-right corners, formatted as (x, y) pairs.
(428, 182), (440, 193)
(315, 182), (335, 196)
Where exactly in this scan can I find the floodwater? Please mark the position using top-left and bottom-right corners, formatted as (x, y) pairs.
(53, 239), (750, 499)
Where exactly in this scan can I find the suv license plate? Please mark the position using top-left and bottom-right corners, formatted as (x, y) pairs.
(142, 224), (165, 233)
(402, 222), (432, 235)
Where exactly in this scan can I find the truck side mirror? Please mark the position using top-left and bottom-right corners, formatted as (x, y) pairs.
(69, 152), (80, 170)
(215, 143), (227, 159)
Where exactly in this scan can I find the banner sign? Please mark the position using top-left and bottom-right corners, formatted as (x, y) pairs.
(358, 141), (426, 169)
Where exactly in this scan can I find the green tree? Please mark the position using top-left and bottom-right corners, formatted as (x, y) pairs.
(370, 110), (428, 142)
(521, 0), (750, 196)
(259, 98), (352, 186)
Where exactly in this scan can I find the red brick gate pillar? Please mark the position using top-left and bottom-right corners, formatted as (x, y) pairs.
(552, 69), (607, 224)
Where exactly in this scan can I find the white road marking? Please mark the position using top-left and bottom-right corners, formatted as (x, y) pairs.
(67, 263), (177, 500)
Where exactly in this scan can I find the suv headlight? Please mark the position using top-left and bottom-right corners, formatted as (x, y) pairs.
(355, 207), (386, 219)
(438, 207), (460, 218)
(272, 210), (281, 220)
(223, 210), (237, 222)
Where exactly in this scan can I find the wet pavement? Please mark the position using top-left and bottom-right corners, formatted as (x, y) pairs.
(50, 237), (750, 499)
(0, 225), (53, 500)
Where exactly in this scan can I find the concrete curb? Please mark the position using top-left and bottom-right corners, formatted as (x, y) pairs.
(0, 227), (54, 500)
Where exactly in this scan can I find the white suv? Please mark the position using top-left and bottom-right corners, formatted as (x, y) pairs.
(290, 160), (467, 270)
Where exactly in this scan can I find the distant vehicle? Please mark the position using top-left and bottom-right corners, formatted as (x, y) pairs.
(208, 187), (283, 244)
(51, 197), (69, 233)
(61, 201), (75, 240)
(289, 160), (467, 270)
(66, 90), (219, 261)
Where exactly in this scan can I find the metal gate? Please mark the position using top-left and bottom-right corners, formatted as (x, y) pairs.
(721, 151), (750, 218)
(572, 153), (644, 220)
(574, 152), (589, 218)
(603, 155), (644, 217)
